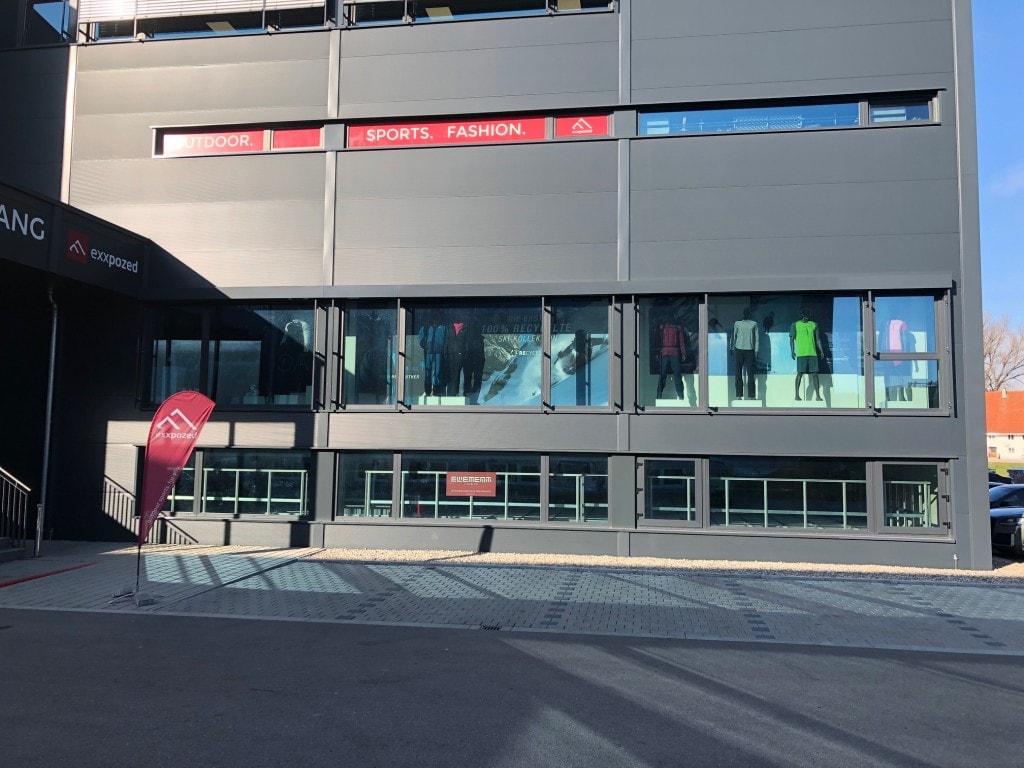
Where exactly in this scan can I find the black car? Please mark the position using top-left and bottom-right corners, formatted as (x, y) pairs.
(989, 484), (1024, 557)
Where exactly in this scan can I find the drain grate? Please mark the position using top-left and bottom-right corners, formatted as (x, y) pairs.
(479, 623), (502, 631)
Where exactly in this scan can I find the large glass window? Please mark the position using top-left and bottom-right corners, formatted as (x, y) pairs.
(550, 298), (610, 407)
(709, 457), (868, 530)
(343, 303), (398, 405)
(640, 102), (860, 136)
(400, 452), (541, 521)
(337, 452), (394, 517)
(643, 459), (698, 523)
(150, 306), (204, 405)
(549, 455), (608, 523)
(212, 305), (314, 406)
(161, 454), (196, 515)
(707, 293), (864, 409)
(146, 304), (314, 408)
(881, 464), (942, 529)
(406, 300), (541, 407)
(874, 294), (940, 410)
(201, 450), (310, 516)
(638, 296), (700, 408)
(869, 100), (932, 124)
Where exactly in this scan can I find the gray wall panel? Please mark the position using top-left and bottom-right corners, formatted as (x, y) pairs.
(69, 154), (326, 287)
(335, 142), (617, 286)
(630, 414), (965, 460)
(327, 413), (618, 453)
(338, 15), (618, 118)
(0, 47), (68, 196)
(630, 126), (962, 281)
(631, 0), (953, 103)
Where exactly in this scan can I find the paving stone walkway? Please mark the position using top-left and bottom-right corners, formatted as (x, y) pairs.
(2, 542), (1023, 655)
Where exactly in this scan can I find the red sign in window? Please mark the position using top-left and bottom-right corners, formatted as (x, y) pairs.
(348, 117), (547, 148)
(161, 130), (265, 156)
(272, 127), (323, 150)
(554, 114), (610, 138)
(446, 472), (498, 497)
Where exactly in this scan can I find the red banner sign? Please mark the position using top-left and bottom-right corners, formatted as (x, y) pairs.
(161, 130), (265, 156)
(348, 117), (547, 148)
(554, 114), (610, 138)
(138, 391), (215, 545)
(446, 472), (497, 497)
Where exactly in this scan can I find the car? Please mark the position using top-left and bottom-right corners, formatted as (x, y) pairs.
(988, 484), (1024, 558)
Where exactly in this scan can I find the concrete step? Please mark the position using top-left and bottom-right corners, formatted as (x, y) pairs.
(0, 537), (28, 564)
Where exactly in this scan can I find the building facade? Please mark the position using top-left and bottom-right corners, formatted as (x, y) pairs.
(0, 0), (989, 568)
(986, 390), (1024, 464)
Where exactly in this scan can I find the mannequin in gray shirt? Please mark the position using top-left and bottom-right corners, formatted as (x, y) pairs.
(730, 308), (759, 400)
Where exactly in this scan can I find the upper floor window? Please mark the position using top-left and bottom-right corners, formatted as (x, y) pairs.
(639, 94), (935, 138)
(341, 0), (609, 27)
(146, 303), (315, 409)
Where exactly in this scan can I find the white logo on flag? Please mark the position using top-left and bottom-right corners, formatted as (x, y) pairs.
(156, 409), (199, 435)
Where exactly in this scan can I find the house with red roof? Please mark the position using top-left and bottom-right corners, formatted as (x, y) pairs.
(986, 390), (1024, 461)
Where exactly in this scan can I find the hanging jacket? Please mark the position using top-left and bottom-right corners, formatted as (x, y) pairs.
(658, 323), (687, 357)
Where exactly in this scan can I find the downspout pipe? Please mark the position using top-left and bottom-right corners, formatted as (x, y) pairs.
(35, 285), (58, 557)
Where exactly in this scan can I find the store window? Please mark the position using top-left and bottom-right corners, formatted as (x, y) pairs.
(637, 296), (700, 408)
(343, 303), (398, 405)
(874, 294), (940, 410)
(643, 459), (698, 524)
(145, 304), (315, 408)
(880, 464), (943, 529)
(341, 0), (606, 27)
(549, 298), (610, 407)
(709, 456), (868, 530)
(549, 455), (608, 523)
(149, 306), (204, 405)
(337, 452), (394, 517)
(400, 452), (541, 521)
(201, 449), (310, 516)
(707, 293), (864, 409)
(405, 300), (541, 407)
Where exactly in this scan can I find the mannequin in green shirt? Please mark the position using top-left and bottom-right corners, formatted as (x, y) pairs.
(789, 307), (823, 401)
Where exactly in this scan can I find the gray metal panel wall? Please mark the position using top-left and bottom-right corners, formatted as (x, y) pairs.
(0, 47), (68, 196)
(630, 0), (954, 103)
(71, 153), (327, 287)
(335, 142), (618, 287)
(337, 14), (619, 119)
(630, 124), (962, 282)
(69, 32), (333, 288)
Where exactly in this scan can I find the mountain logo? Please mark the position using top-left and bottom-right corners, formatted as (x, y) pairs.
(569, 118), (594, 135)
(155, 409), (200, 438)
(66, 229), (89, 264)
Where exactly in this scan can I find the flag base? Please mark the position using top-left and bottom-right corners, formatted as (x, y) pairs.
(134, 591), (157, 606)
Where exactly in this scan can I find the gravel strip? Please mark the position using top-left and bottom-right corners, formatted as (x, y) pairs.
(302, 548), (1024, 584)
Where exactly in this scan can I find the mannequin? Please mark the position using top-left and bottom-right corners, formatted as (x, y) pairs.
(462, 317), (485, 400)
(789, 307), (823, 401)
(656, 316), (687, 399)
(878, 313), (911, 402)
(418, 312), (450, 396)
(447, 318), (467, 396)
(731, 308), (759, 399)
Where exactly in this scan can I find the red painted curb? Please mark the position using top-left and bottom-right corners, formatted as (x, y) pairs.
(0, 561), (98, 589)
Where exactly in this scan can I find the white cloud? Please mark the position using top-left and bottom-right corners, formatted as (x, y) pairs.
(991, 163), (1024, 197)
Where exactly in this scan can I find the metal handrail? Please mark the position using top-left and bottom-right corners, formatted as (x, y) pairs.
(0, 465), (32, 548)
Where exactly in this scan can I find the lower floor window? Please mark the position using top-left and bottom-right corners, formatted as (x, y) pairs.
(159, 449), (311, 517)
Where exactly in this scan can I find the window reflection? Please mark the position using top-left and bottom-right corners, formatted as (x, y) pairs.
(875, 295), (939, 409)
(343, 303), (397, 405)
(550, 299), (610, 407)
(201, 450), (310, 516)
(882, 465), (940, 528)
(640, 103), (860, 136)
(150, 306), (203, 404)
(338, 452), (394, 517)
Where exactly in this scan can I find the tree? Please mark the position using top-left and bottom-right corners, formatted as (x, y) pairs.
(983, 313), (1024, 391)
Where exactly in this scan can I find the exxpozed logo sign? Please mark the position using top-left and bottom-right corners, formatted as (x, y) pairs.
(66, 229), (89, 264)
(66, 227), (140, 274)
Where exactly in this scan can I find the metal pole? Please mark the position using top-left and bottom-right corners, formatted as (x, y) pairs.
(35, 286), (59, 557)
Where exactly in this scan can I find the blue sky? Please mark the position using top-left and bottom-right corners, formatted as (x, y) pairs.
(974, 1), (1023, 322)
